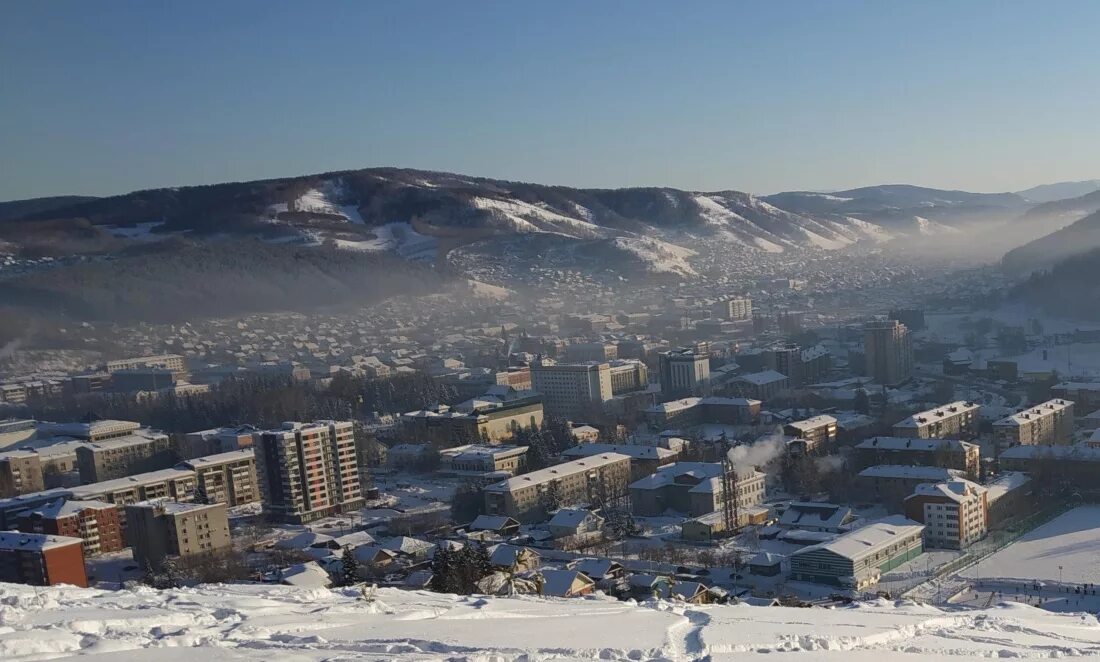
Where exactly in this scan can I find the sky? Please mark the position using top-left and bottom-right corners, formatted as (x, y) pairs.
(2, 0), (1099, 200)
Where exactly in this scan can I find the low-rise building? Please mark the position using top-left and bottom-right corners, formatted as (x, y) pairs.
(126, 499), (231, 569)
(179, 426), (255, 459)
(483, 453), (632, 523)
(993, 399), (1075, 450)
(854, 436), (980, 477)
(778, 502), (856, 533)
(892, 402), (980, 440)
(681, 504), (770, 541)
(1051, 382), (1100, 413)
(643, 396), (761, 429)
(790, 516), (924, 589)
(439, 444), (528, 475)
(0, 531), (87, 587)
(400, 392), (544, 446)
(904, 479), (988, 549)
(15, 498), (125, 557)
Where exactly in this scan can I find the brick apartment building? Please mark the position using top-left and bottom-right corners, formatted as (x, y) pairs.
(0, 531), (87, 587)
(16, 498), (125, 556)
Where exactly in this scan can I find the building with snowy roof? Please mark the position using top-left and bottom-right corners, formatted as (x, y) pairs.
(629, 462), (766, 517)
(854, 436), (979, 477)
(904, 479), (988, 549)
(856, 465), (964, 513)
(790, 515), (924, 589)
(892, 401), (980, 440)
(993, 399), (1074, 451)
(483, 453), (631, 523)
(0, 530), (87, 587)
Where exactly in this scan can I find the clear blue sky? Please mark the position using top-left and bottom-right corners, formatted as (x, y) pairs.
(2, 0), (1098, 199)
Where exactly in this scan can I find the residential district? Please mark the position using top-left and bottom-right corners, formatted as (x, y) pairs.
(1, 285), (1099, 609)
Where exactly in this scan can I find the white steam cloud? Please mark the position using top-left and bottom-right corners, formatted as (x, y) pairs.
(726, 427), (786, 469)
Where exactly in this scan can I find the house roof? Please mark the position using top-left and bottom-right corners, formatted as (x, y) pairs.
(275, 530), (335, 550)
(279, 562), (331, 588)
(548, 508), (603, 529)
(0, 530), (83, 552)
(470, 514), (518, 531)
(489, 544), (538, 567)
(570, 557), (622, 579)
(539, 569), (593, 596)
(779, 502), (853, 530)
(19, 498), (115, 520)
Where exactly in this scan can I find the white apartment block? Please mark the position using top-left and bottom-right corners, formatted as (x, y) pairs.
(892, 401), (981, 440)
(904, 479), (988, 549)
(993, 399), (1074, 450)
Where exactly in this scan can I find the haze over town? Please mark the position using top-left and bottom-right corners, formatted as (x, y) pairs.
(4, 2), (1100, 660)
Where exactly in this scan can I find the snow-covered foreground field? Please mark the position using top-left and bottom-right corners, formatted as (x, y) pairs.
(2, 583), (1100, 661)
(960, 505), (1100, 586)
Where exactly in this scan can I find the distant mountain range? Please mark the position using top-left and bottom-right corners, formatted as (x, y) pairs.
(2, 169), (1099, 298)
(0, 169), (1049, 269)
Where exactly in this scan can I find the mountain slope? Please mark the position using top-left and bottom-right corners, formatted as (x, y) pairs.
(1003, 208), (1100, 274)
(1, 169), (885, 262)
(1016, 179), (1100, 203)
(0, 195), (99, 222)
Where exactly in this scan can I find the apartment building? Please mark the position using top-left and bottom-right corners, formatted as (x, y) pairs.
(993, 399), (1075, 450)
(854, 436), (980, 477)
(181, 449), (259, 506)
(530, 361), (613, 420)
(658, 348), (711, 398)
(105, 354), (186, 374)
(712, 297), (753, 321)
(483, 453), (632, 523)
(608, 360), (649, 395)
(16, 498), (125, 556)
(857, 465), (964, 513)
(0, 451), (44, 498)
(75, 430), (175, 483)
(0, 531), (87, 587)
(864, 318), (913, 386)
(784, 415), (838, 452)
(70, 467), (198, 506)
(790, 516), (924, 589)
(252, 421), (363, 523)
(1051, 382), (1100, 413)
(126, 500), (231, 568)
(767, 343), (832, 387)
(561, 443), (678, 480)
(904, 479), (988, 549)
(849, 433), (981, 475)
(892, 401), (981, 440)
(629, 462), (766, 517)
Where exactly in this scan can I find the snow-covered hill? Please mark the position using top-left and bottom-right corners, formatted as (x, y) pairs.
(2, 582), (1099, 661)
